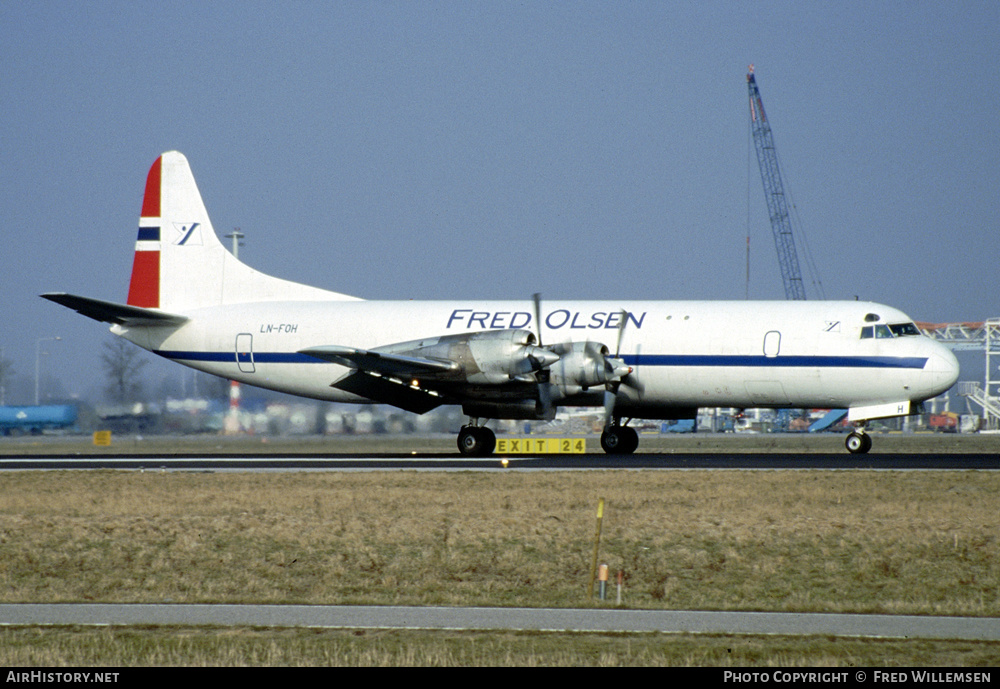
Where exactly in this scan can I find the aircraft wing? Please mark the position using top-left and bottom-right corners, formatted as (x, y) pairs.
(328, 370), (446, 414)
(298, 345), (460, 377)
(299, 345), (455, 414)
(41, 293), (188, 327)
(298, 328), (591, 415)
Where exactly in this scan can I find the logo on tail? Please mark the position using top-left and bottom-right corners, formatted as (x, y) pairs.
(173, 222), (202, 246)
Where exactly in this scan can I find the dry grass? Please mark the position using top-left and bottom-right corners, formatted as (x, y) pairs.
(1, 627), (997, 667)
(0, 470), (997, 615)
(1, 468), (998, 666)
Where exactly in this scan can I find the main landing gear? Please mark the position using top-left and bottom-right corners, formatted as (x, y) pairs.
(845, 425), (872, 455)
(457, 422), (497, 456)
(458, 419), (641, 456)
(600, 420), (638, 455)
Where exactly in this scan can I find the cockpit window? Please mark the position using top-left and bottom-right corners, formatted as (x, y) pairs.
(860, 322), (922, 339)
(889, 322), (921, 337)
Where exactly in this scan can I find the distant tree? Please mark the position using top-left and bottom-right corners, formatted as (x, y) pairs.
(101, 337), (149, 405)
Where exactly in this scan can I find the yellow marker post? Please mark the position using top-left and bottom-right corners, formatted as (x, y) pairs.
(93, 430), (111, 447)
(587, 497), (605, 599)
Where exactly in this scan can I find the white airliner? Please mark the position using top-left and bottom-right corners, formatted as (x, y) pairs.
(43, 152), (959, 455)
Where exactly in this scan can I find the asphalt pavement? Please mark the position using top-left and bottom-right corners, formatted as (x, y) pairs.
(2, 604), (999, 640)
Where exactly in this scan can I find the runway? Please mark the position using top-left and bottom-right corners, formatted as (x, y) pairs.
(3, 604), (999, 640)
(1, 452), (998, 471)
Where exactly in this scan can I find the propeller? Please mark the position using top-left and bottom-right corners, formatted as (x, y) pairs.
(603, 309), (634, 428)
(532, 292), (545, 347)
(526, 295), (639, 426)
(531, 292), (558, 418)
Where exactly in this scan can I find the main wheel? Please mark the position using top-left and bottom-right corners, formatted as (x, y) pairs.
(845, 431), (872, 454)
(478, 426), (496, 455)
(457, 426), (496, 456)
(600, 426), (639, 455)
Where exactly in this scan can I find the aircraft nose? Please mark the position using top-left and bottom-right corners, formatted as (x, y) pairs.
(924, 342), (960, 397)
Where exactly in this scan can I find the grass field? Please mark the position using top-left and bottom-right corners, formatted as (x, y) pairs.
(1, 627), (997, 667)
(0, 441), (997, 665)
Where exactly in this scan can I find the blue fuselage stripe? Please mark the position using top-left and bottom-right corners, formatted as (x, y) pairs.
(155, 350), (928, 370)
(621, 354), (928, 369)
(155, 351), (319, 364)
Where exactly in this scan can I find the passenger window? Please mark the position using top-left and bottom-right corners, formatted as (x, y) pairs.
(875, 325), (892, 338)
(860, 326), (874, 339)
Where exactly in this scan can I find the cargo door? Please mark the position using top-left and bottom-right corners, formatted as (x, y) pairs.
(745, 331), (788, 404)
(236, 333), (255, 373)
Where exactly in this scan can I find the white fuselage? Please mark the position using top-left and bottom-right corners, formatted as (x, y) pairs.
(43, 151), (963, 456)
(117, 298), (959, 417)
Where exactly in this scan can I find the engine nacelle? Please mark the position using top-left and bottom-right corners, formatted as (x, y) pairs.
(550, 341), (610, 390)
(546, 341), (630, 398)
(377, 329), (558, 385)
(462, 400), (556, 421)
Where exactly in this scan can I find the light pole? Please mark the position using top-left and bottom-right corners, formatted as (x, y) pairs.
(225, 228), (245, 260)
(35, 336), (61, 405)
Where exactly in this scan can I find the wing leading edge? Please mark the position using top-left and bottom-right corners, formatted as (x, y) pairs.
(298, 345), (460, 377)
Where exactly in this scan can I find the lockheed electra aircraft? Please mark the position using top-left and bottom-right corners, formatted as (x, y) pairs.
(43, 152), (959, 455)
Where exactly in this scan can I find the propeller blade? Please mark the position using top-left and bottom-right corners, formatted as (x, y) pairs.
(538, 380), (554, 418)
(607, 307), (641, 390)
(603, 388), (617, 429)
(615, 308), (628, 357)
(531, 293), (553, 417)
(621, 344), (644, 392)
(532, 292), (544, 347)
(602, 309), (632, 429)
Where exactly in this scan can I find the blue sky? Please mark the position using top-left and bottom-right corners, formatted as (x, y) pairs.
(2, 1), (998, 403)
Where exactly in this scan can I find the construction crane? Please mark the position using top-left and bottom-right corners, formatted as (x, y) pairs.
(746, 65), (807, 300)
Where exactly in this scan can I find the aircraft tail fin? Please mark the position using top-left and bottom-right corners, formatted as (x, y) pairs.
(127, 151), (358, 312)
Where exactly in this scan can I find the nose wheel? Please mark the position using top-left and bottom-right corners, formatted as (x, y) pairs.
(845, 430), (872, 454)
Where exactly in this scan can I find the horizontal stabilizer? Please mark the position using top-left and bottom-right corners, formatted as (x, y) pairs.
(298, 345), (459, 378)
(41, 293), (188, 327)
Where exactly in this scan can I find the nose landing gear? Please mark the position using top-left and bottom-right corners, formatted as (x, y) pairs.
(845, 426), (872, 454)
